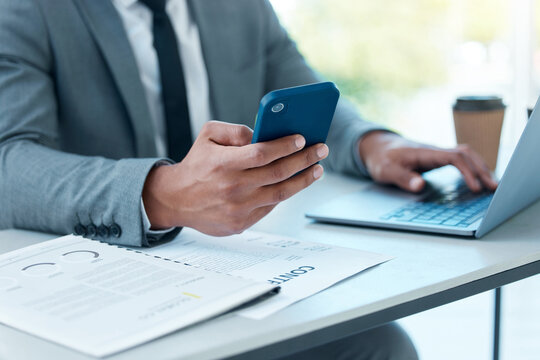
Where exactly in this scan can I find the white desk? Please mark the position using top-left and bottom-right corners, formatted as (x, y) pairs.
(1, 173), (539, 360)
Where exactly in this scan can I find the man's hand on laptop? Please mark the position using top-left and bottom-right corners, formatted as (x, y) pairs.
(358, 131), (498, 193)
(142, 121), (328, 235)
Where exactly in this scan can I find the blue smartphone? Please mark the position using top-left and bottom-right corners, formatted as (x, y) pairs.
(251, 82), (340, 146)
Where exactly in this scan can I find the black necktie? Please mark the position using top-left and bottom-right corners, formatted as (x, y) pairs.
(140, 0), (192, 162)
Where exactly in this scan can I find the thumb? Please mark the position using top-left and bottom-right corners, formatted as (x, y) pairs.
(387, 164), (425, 192)
(203, 121), (253, 147)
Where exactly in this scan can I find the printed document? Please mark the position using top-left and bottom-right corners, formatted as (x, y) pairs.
(0, 236), (276, 357)
(143, 228), (393, 319)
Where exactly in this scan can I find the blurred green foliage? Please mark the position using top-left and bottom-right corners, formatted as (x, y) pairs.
(272, 0), (507, 127)
(273, 0), (450, 125)
(461, 0), (507, 43)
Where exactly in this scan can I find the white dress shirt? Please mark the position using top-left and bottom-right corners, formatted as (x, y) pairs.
(112, 0), (213, 235)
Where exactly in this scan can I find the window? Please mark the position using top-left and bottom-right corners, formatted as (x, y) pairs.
(271, 0), (536, 168)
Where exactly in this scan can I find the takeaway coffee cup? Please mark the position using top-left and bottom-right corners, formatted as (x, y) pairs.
(453, 96), (506, 171)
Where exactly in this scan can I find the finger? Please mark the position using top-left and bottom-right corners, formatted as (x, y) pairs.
(228, 134), (307, 169)
(254, 164), (324, 207)
(414, 148), (482, 192)
(377, 163), (426, 192)
(458, 145), (498, 190)
(245, 143), (329, 186)
(202, 121), (253, 146)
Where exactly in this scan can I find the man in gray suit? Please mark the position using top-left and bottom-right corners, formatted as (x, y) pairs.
(0, 0), (495, 358)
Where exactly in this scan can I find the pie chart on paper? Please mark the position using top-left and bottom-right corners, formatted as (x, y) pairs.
(61, 250), (100, 263)
(21, 262), (60, 277)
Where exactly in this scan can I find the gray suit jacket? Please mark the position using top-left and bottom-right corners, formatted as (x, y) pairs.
(0, 0), (383, 246)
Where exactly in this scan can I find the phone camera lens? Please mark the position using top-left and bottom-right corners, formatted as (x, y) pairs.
(271, 103), (285, 113)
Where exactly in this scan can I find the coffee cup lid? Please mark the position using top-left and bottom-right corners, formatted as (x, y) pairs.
(453, 96), (506, 111)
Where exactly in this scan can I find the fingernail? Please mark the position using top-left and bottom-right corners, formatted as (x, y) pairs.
(295, 136), (306, 149)
(317, 145), (329, 159)
(313, 165), (324, 179)
(409, 177), (423, 191)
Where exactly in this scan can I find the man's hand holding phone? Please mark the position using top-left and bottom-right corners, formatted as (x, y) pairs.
(142, 121), (328, 236)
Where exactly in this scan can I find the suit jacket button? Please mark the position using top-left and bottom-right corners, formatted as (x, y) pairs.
(110, 223), (122, 238)
(86, 224), (97, 238)
(97, 225), (110, 238)
(74, 224), (86, 236)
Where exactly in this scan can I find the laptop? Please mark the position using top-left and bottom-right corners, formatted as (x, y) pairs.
(306, 98), (540, 238)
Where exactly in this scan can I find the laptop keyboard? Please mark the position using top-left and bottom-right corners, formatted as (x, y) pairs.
(381, 182), (494, 228)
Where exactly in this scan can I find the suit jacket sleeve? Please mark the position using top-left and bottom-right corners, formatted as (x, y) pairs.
(260, 0), (387, 177)
(0, 0), (178, 246)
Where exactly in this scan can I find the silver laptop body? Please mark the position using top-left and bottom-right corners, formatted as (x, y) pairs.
(306, 98), (540, 238)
